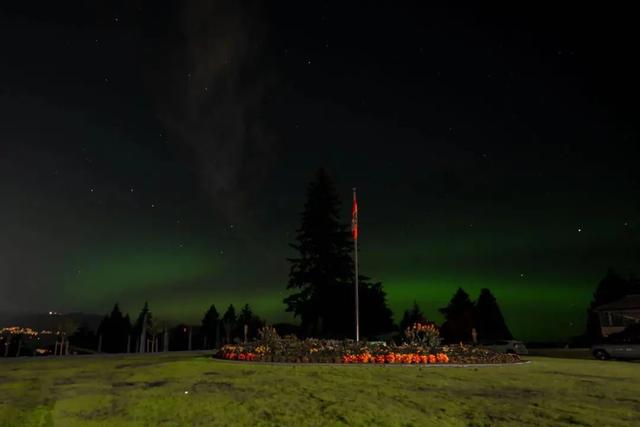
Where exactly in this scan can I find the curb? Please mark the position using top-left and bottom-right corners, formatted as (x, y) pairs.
(211, 359), (532, 368)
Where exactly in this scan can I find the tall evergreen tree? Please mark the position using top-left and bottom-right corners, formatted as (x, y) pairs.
(284, 168), (394, 338)
(285, 168), (354, 336)
(69, 320), (97, 350)
(133, 302), (153, 352)
(237, 304), (264, 341)
(133, 302), (153, 337)
(97, 303), (131, 353)
(358, 281), (395, 338)
(222, 304), (237, 344)
(399, 301), (428, 332)
(474, 288), (512, 340)
(201, 305), (220, 349)
(237, 304), (253, 326)
(439, 288), (475, 343)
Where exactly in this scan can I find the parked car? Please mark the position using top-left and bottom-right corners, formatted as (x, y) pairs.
(591, 342), (640, 360)
(592, 324), (640, 360)
(481, 340), (528, 355)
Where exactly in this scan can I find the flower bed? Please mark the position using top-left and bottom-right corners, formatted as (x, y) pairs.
(215, 325), (520, 365)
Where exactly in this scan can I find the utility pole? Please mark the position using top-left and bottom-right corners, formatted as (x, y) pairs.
(139, 312), (147, 353)
(352, 188), (360, 342)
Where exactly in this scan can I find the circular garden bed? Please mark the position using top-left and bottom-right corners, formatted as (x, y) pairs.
(214, 325), (521, 365)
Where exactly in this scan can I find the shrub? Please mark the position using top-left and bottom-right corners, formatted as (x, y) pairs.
(258, 325), (280, 343)
(404, 323), (440, 347)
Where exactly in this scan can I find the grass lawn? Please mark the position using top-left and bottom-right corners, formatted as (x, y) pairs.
(1, 352), (638, 426)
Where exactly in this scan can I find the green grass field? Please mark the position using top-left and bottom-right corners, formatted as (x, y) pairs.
(1, 352), (638, 426)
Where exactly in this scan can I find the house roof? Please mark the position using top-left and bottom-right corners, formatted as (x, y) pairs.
(595, 295), (640, 311)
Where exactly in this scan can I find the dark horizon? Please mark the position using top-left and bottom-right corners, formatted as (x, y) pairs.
(1, 2), (639, 342)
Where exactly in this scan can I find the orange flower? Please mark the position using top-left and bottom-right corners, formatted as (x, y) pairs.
(375, 355), (386, 364)
(437, 353), (449, 363)
(357, 353), (371, 363)
(428, 354), (437, 364)
(342, 354), (358, 364)
(420, 355), (428, 364)
(385, 354), (395, 364)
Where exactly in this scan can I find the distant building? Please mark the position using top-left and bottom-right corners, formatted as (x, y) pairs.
(595, 295), (640, 337)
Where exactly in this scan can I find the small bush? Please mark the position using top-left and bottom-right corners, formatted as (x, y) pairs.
(404, 323), (440, 347)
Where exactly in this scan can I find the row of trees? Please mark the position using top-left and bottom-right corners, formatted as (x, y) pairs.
(58, 264), (640, 354)
(398, 288), (512, 343)
(439, 288), (512, 342)
(92, 302), (160, 353)
(201, 303), (265, 347)
(80, 302), (266, 354)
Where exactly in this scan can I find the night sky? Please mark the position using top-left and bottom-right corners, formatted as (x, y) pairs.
(1, 2), (638, 341)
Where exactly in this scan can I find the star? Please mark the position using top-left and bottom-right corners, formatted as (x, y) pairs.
(577, 228), (582, 233)
(130, 188), (134, 192)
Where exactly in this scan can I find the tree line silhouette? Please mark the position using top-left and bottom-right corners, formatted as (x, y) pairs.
(81, 302), (268, 354)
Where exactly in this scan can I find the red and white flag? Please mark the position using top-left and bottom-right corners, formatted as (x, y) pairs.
(351, 189), (358, 241)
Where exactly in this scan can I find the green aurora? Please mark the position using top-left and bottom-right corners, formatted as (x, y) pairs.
(55, 211), (638, 342)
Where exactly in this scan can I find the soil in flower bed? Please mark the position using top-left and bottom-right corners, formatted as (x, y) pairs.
(215, 339), (520, 365)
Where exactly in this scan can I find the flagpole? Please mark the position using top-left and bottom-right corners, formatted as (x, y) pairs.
(353, 187), (360, 342)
